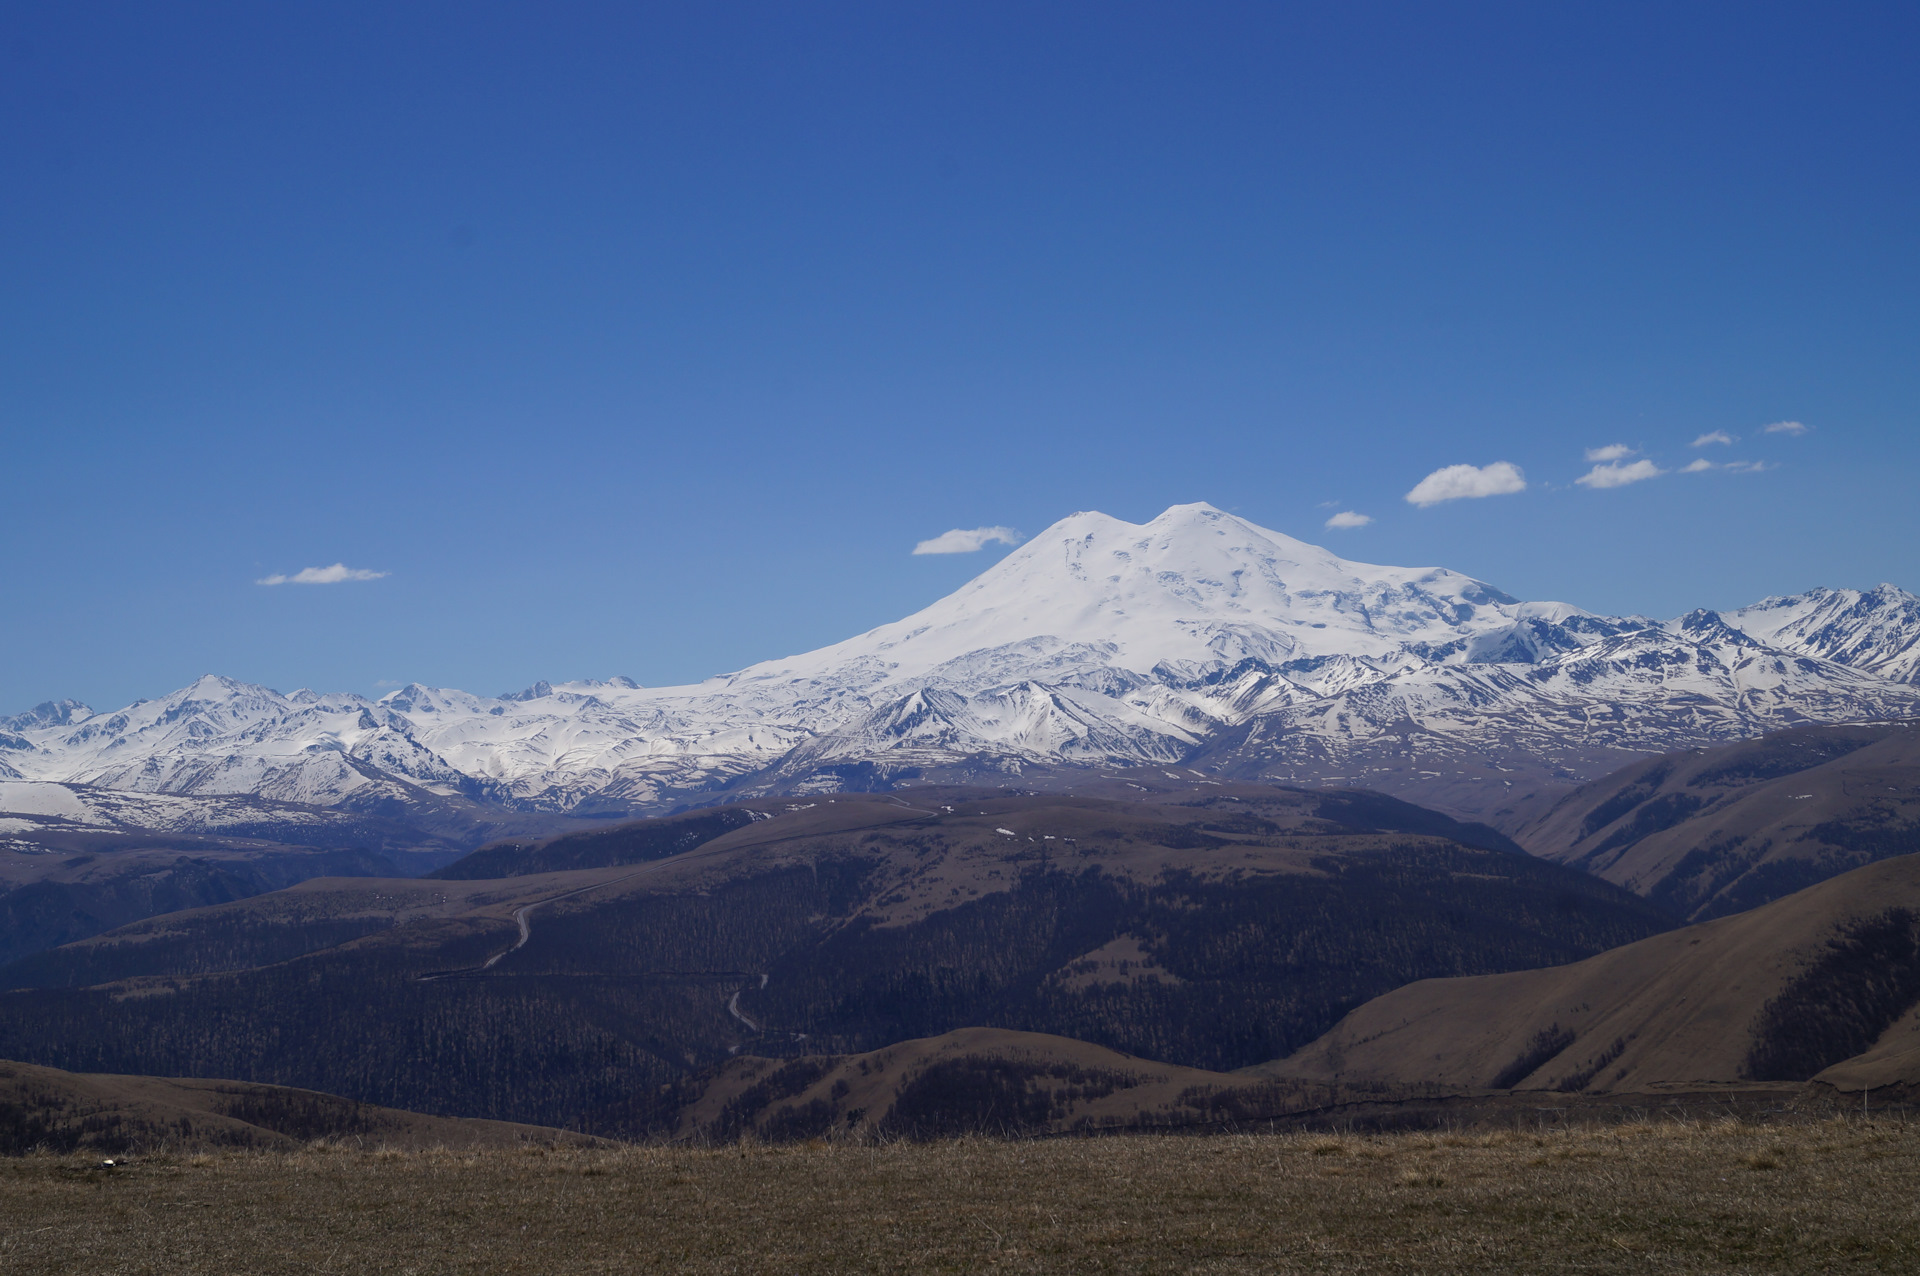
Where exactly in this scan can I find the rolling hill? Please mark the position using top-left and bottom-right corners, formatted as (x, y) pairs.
(675, 1027), (1342, 1142)
(0, 786), (1671, 1136)
(0, 779), (596, 963)
(0, 1057), (592, 1154)
(1504, 720), (1920, 919)
(1274, 851), (1920, 1095)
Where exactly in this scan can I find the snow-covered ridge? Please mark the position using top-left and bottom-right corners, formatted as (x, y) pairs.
(1727, 585), (1920, 684)
(8, 503), (1920, 817)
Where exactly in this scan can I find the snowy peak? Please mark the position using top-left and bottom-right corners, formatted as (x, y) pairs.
(1727, 585), (1920, 683)
(4, 673), (487, 807)
(735, 502), (1548, 695)
(0, 699), (94, 732)
(1671, 609), (1763, 649)
(12, 503), (1920, 818)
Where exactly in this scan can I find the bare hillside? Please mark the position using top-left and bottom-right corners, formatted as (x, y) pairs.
(1504, 721), (1920, 918)
(1277, 853), (1920, 1093)
(0, 1058), (590, 1154)
(0, 786), (1668, 1135)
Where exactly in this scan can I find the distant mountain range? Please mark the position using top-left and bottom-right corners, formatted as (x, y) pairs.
(6, 503), (1920, 826)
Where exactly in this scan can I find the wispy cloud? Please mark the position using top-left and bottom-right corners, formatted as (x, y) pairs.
(1763, 420), (1809, 436)
(1576, 459), (1665, 489)
(1691, 430), (1735, 447)
(912, 526), (1023, 555)
(1584, 444), (1634, 462)
(257, 563), (389, 586)
(1404, 462), (1527, 507)
(1682, 457), (1775, 476)
(1323, 510), (1372, 529)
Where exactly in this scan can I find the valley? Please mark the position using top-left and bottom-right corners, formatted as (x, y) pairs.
(15, 8), (1916, 1268)
(4, 505), (1920, 1227)
(0, 786), (1670, 1134)
(1508, 720), (1920, 918)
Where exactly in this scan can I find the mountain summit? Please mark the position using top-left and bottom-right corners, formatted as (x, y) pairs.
(7, 504), (1920, 819)
(742, 503), (1534, 689)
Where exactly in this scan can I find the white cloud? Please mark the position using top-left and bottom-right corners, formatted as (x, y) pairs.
(1576, 459), (1665, 489)
(1324, 510), (1373, 529)
(1691, 430), (1735, 447)
(1584, 444), (1634, 462)
(1682, 457), (1775, 475)
(1763, 420), (1809, 436)
(256, 563), (389, 586)
(1404, 462), (1527, 507)
(912, 525), (1023, 555)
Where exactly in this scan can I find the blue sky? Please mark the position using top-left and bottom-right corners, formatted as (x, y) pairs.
(5, 2), (1917, 712)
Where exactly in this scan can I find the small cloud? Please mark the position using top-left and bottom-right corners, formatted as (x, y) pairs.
(912, 526), (1023, 555)
(1763, 420), (1809, 436)
(1584, 444), (1635, 463)
(1315, 499), (1341, 509)
(1725, 459), (1777, 473)
(1404, 462), (1527, 507)
(1576, 459), (1665, 489)
(1324, 510), (1372, 529)
(257, 563), (389, 586)
(1692, 430), (1735, 448)
(1681, 458), (1715, 473)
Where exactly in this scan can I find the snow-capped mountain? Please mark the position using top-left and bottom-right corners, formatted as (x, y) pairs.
(8, 503), (1920, 823)
(0, 678), (495, 806)
(0, 778), (403, 851)
(1727, 585), (1920, 683)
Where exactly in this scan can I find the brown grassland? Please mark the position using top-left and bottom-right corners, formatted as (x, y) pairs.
(1, 1118), (1916, 1274)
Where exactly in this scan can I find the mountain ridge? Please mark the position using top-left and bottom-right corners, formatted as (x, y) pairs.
(8, 503), (1920, 824)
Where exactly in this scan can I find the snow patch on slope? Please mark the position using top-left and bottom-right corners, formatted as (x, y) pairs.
(10, 504), (1920, 816)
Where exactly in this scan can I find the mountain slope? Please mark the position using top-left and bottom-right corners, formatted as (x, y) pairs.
(1508, 721), (1920, 919)
(0, 787), (1672, 1134)
(0, 1057), (591, 1153)
(1729, 585), (1920, 683)
(1275, 852), (1920, 1094)
(10, 504), (1920, 823)
(0, 779), (601, 963)
(676, 1028), (1328, 1141)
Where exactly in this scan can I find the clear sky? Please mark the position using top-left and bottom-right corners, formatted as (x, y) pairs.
(5, 2), (1917, 713)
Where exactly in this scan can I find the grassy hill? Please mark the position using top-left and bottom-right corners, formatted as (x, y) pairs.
(0, 785), (1670, 1136)
(1505, 720), (1920, 919)
(1275, 852), (1920, 1094)
(0, 1057), (592, 1154)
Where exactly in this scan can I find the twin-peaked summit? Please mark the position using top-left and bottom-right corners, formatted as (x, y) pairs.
(738, 503), (1537, 691)
(6, 503), (1920, 821)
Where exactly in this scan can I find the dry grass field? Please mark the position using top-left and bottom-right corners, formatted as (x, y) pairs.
(1, 1118), (1916, 1274)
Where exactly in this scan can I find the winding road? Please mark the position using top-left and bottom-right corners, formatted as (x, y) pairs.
(726, 973), (770, 1030)
(415, 872), (805, 1046)
(416, 870), (653, 982)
